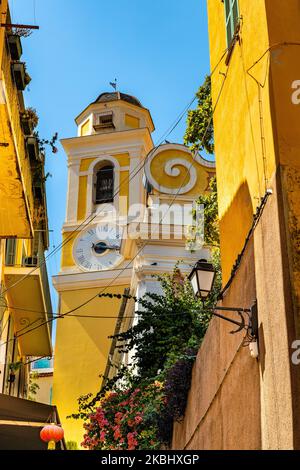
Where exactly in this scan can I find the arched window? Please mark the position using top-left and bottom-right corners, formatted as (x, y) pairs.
(94, 165), (114, 204)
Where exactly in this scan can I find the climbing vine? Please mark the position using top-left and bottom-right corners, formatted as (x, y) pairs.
(184, 75), (214, 154)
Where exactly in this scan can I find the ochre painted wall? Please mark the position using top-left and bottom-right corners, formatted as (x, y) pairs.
(207, 0), (274, 284)
(52, 284), (129, 445)
(77, 176), (88, 220)
(204, 0), (300, 449)
(60, 233), (77, 268)
(125, 114), (140, 129)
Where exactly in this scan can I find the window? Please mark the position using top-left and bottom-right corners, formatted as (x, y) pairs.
(93, 112), (115, 131)
(95, 165), (114, 204)
(5, 239), (16, 266)
(224, 0), (239, 46)
(99, 114), (113, 126)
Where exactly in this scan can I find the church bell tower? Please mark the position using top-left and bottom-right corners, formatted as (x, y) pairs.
(52, 91), (215, 445)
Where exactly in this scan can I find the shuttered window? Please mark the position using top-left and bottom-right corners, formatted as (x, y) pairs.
(224, 0), (239, 46)
(5, 239), (16, 266)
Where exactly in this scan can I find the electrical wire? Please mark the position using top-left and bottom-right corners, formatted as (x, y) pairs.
(33, 0), (37, 26)
(1, 46), (228, 299)
(0, 99), (197, 298)
(0, 53), (229, 350)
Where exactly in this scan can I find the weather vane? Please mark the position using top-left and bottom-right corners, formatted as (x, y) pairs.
(109, 79), (118, 91)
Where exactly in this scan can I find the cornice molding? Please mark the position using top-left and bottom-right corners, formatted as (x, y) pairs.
(61, 128), (153, 157)
(52, 266), (132, 292)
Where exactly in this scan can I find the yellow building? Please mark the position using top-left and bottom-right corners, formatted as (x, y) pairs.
(184, 0), (300, 449)
(0, 1), (52, 399)
(52, 91), (215, 445)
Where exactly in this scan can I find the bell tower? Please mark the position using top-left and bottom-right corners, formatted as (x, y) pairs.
(52, 92), (154, 445)
(52, 91), (215, 445)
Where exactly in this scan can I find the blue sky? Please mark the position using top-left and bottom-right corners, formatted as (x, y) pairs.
(10, 0), (210, 317)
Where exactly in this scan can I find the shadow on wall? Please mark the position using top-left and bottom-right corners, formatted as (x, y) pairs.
(219, 179), (254, 287)
(172, 179), (262, 450)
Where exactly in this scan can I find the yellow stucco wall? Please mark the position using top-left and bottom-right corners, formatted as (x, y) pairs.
(61, 232), (77, 268)
(80, 120), (90, 136)
(207, 0), (276, 283)
(52, 285), (129, 445)
(77, 176), (88, 220)
(0, 39), (35, 238)
(34, 373), (53, 405)
(125, 114), (140, 129)
(206, 0), (300, 448)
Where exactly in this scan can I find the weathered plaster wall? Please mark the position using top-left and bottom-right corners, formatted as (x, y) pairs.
(197, 0), (300, 450)
(172, 238), (261, 450)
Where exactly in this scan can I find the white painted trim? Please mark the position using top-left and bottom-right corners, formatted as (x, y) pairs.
(61, 128), (153, 156)
(85, 155), (121, 217)
(79, 166), (130, 176)
(66, 160), (80, 223)
(75, 100), (155, 133)
(52, 265), (132, 292)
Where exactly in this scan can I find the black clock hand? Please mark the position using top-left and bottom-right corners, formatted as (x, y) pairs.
(92, 243), (119, 251)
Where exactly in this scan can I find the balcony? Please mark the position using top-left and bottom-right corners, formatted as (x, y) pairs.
(11, 62), (31, 91)
(4, 242), (52, 357)
(7, 35), (23, 61)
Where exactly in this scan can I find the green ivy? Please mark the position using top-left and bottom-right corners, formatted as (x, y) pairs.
(111, 268), (211, 382)
(184, 75), (214, 154)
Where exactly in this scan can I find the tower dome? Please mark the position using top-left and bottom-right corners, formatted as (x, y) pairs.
(93, 92), (143, 108)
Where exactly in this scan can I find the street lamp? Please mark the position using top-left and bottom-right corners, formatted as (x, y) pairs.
(188, 260), (258, 346)
(188, 259), (216, 299)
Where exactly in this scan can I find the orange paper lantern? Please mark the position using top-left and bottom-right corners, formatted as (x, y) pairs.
(40, 424), (64, 450)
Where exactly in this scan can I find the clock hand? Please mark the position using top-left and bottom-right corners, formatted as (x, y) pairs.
(92, 242), (119, 250)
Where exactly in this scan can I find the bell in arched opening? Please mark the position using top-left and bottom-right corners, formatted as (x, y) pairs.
(94, 165), (114, 204)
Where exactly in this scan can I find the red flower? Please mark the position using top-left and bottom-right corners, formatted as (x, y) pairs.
(119, 400), (129, 406)
(127, 432), (138, 450)
(114, 412), (123, 424)
(113, 425), (122, 440)
(134, 415), (143, 425)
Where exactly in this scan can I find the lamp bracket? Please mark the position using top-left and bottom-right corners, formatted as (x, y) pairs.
(209, 302), (258, 341)
(229, 311), (245, 334)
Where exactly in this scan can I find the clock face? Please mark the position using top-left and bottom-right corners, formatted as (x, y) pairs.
(73, 224), (123, 271)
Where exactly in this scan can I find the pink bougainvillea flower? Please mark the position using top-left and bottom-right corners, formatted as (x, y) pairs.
(119, 400), (129, 407)
(127, 431), (138, 450)
(134, 415), (143, 425)
(113, 425), (122, 440)
(114, 411), (123, 424)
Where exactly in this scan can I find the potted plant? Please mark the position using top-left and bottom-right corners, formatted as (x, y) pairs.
(21, 107), (39, 136)
(11, 61), (31, 90)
